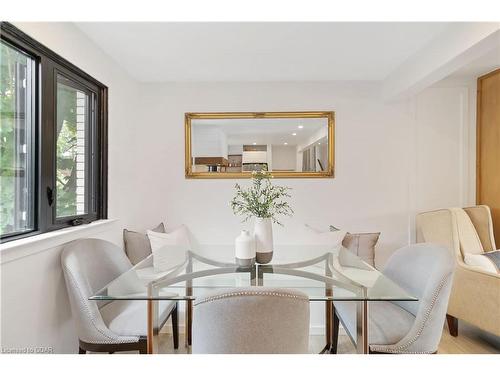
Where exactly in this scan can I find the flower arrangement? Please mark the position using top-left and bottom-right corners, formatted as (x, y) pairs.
(230, 170), (293, 225)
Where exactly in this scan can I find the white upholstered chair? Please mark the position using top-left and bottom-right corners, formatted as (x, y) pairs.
(61, 238), (179, 354)
(416, 206), (500, 337)
(192, 287), (310, 354)
(333, 243), (456, 354)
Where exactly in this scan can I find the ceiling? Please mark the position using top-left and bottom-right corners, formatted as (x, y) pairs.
(75, 22), (450, 82)
(447, 46), (500, 79)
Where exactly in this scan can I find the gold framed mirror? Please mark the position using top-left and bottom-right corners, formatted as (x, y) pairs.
(185, 111), (335, 179)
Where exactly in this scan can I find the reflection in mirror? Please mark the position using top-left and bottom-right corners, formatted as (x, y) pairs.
(186, 112), (334, 178)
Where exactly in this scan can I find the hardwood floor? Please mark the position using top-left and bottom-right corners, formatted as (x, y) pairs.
(438, 321), (500, 354)
(155, 320), (499, 354)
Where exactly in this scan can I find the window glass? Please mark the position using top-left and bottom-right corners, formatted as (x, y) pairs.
(56, 76), (90, 218)
(0, 40), (35, 236)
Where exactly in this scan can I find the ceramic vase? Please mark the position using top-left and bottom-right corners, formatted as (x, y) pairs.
(235, 230), (255, 266)
(254, 217), (273, 264)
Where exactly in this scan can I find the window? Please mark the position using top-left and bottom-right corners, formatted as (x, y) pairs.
(0, 23), (107, 242)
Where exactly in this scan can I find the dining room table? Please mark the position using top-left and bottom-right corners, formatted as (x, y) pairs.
(90, 244), (417, 354)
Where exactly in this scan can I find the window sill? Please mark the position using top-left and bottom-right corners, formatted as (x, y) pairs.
(0, 219), (119, 265)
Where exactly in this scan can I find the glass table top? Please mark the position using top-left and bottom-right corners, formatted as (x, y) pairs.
(90, 244), (417, 302)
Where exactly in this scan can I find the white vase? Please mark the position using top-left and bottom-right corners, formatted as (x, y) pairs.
(235, 230), (255, 267)
(254, 217), (273, 264)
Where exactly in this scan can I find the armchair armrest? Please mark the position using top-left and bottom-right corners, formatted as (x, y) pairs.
(448, 262), (500, 335)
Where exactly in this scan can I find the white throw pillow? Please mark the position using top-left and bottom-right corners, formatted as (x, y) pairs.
(464, 250), (500, 274)
(304, 224), (346, 250)
(147, 225), (192, 272)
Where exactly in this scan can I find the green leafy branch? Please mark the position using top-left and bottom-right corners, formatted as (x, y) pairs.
(230, 170), (293, 226)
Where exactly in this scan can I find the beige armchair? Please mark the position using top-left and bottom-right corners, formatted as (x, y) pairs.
(416, 206), (500, 337)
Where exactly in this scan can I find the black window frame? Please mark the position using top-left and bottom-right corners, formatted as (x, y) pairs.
(0, 22), (108, 243)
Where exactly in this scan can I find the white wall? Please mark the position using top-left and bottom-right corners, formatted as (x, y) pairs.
(407, 79), (477, 241)
(0, 221), (121, 354)
(414, 86), (475, 209)
(272, 145), (297, 171)
(192, 126), (228, 158)
(298, 124), (328, 152)
(0, 24), (476, 352)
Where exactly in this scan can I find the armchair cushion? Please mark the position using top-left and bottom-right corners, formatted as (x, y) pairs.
(454, 208), (484, 256)
(463, 205), (496, 251)
(464, 250), (500, 274)
(100, 299), (176, 337)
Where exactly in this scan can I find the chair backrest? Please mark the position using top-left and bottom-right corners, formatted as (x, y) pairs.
(192, 287), (310, 354)
(416, 209), (459, 257)
(416, 208), (484, 261)
(379, 243), (456, 353)
(61, 238), (136, 344)
(463, 205), (496, 251)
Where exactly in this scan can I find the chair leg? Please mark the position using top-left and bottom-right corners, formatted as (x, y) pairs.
(446, 314), (458, 337)
(139, 338), (147, 354)
(80, 338), (148, 354)
(187, 300), (192, 346)
(172, 303), (179, 349)
(331, 311), (340, 354)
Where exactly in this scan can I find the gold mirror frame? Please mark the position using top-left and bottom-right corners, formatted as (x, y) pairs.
(185, 111), (335, 179)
